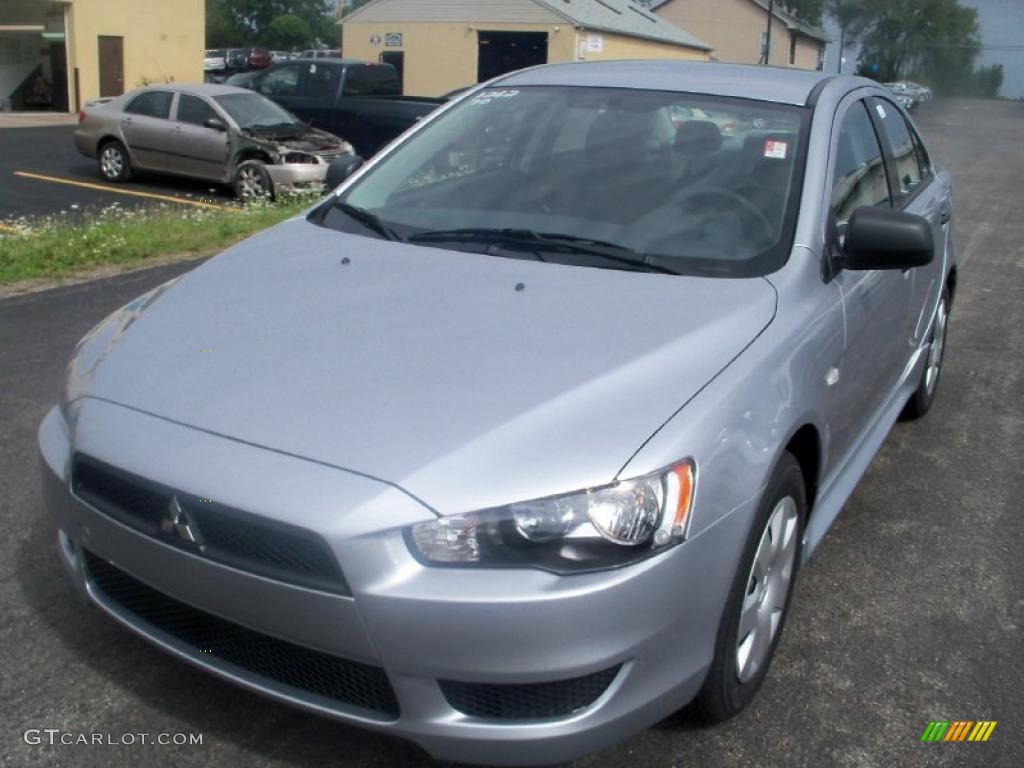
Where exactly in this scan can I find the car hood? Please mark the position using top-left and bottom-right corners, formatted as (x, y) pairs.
(75, 218), (777, 515)
(241, 126), (348, 154)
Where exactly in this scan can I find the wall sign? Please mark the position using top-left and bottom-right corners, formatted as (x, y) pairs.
(586, 33), (603, 53)
(384, 32), (403, 47)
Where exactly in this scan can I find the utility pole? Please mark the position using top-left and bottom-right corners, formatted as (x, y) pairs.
(837, 26), (845, 73)
(762, 0), (775, 65)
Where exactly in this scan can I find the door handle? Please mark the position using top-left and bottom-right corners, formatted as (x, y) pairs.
(940, 208), (951, 225)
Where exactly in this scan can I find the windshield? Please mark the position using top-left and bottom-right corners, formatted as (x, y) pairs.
(319, 86), (808, 277)
(214, 93), (302, 131)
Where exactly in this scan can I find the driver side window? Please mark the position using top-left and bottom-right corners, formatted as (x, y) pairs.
(258, 64), (300, 97)
(831, 102), (891, 224)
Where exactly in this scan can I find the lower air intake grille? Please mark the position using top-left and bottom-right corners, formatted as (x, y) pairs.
(83, 550), (399, 719)
(439, 665), (620, 720)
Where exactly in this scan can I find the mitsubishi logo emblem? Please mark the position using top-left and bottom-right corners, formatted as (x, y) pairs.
(161, 495), (204, 548)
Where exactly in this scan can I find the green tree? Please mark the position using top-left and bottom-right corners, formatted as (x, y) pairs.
(974, 64), (1003, 99)
(781, 1), (825, 26)
(846, 0), (983, 95)
(206, 0), (335, 47)
(266, 14), (313, 50)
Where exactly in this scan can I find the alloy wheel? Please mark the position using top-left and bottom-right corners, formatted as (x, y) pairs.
(100, 147), (124, 179)
(924, 297), (948, 398)
(237, 166), (268, 200)
(735, 496), (799, 684)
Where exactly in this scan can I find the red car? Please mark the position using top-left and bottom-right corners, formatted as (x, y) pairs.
(248, 47), (271, 69)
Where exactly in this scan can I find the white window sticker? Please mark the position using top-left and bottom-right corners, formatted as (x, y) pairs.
(468, 89), (520, 106)
(764, 140), (788, 160)
(876, 103), (887, 119)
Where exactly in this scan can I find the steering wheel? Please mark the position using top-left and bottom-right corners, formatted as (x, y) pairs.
(671, 186), (775, 243)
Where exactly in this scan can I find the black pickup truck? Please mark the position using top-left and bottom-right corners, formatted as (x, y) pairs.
(240, 59), (444, 158)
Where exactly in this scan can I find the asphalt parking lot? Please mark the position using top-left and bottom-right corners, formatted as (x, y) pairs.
(0, 125), (235, 221)
(0, 99), (1021, 768)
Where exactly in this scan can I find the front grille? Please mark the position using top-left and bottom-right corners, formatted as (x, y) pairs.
(439, 665), (620, 720)
(72, 455), (348, 595)
(83, 550), (399, 719)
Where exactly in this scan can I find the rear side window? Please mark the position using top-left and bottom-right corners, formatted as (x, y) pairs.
(873, 98), (923, 196)
(343, 64), (400, 96)
(176, 94), (218, 126)
(301, 63), (341, 100)
(831, 101), (890, 223)
(125, 90), (173, 119)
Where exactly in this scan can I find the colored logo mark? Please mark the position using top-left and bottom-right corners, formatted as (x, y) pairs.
(921, 721), (997, 742)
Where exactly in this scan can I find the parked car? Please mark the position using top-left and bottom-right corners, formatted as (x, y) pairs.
(247, 47), (272, 70)
(203, 49), (226, 72)
(239, 58), (442, 157)
(270, 50), (293, 64)
(884, 81), (920, 110)
(224, 70), (261, 88)
(44, 61), (955, 765)
(904, 81), (933, 102)
(224, 47), (250, 73)
(74, 84), (354, 199)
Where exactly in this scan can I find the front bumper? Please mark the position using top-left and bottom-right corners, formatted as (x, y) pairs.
(265, 162), (328, 195)
(39, 400), (751, 765)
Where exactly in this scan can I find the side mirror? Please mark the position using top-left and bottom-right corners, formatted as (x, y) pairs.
(841, 206), (934, 271)
(325, 154), (364, 190)
(205, 117), (227, 131)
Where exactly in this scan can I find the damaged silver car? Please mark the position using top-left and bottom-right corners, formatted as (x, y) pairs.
(74, 84), (355, 199)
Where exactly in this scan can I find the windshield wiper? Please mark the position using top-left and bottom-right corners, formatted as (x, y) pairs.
(332, 202), (403, 242)
(407, 228), (680, 275)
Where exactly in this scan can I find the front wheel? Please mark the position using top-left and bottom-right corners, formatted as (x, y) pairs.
(695, 452), (806, 722)
(233, 160), (274, 201)
(902, 286), (950, 420)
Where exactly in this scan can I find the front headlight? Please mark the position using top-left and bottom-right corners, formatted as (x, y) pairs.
(407, 460), (695, 574)
(282, 151), (318, 164)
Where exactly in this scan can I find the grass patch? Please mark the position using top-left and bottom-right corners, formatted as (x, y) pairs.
(0, 195), (319, 285)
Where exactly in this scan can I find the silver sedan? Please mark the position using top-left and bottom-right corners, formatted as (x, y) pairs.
(74, 83), (354, 199)
(43, 62), (954, 764)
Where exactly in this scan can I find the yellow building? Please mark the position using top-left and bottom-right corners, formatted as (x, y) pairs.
(340, 0), (713, 98)
(0, 0), (204, 113)
(650, 0), (827, 70)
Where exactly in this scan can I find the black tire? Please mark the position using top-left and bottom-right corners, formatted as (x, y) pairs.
(98, 140), (131, 183)
(233, 159), (274, 201)
(695, 452), (806, 722)
(901, 285), (950, 420)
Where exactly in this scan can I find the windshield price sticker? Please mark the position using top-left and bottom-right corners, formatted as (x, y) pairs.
(469, 89), (520, 106)
(876, 103), (887, 119)
(764, 140), (788, 160)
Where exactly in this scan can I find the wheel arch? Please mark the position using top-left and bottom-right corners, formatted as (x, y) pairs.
(945, 265), (958, 308)
(783, 423), (821, 515)
(233, 148), (274, 173)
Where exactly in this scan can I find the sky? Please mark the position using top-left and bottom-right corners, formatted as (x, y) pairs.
(821, 0), (1024, 98)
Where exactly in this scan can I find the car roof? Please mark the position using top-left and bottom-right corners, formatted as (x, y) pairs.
(499, 60), (870, 106)
(135, 83), (257, 97)
(287, 57), (364, 65)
